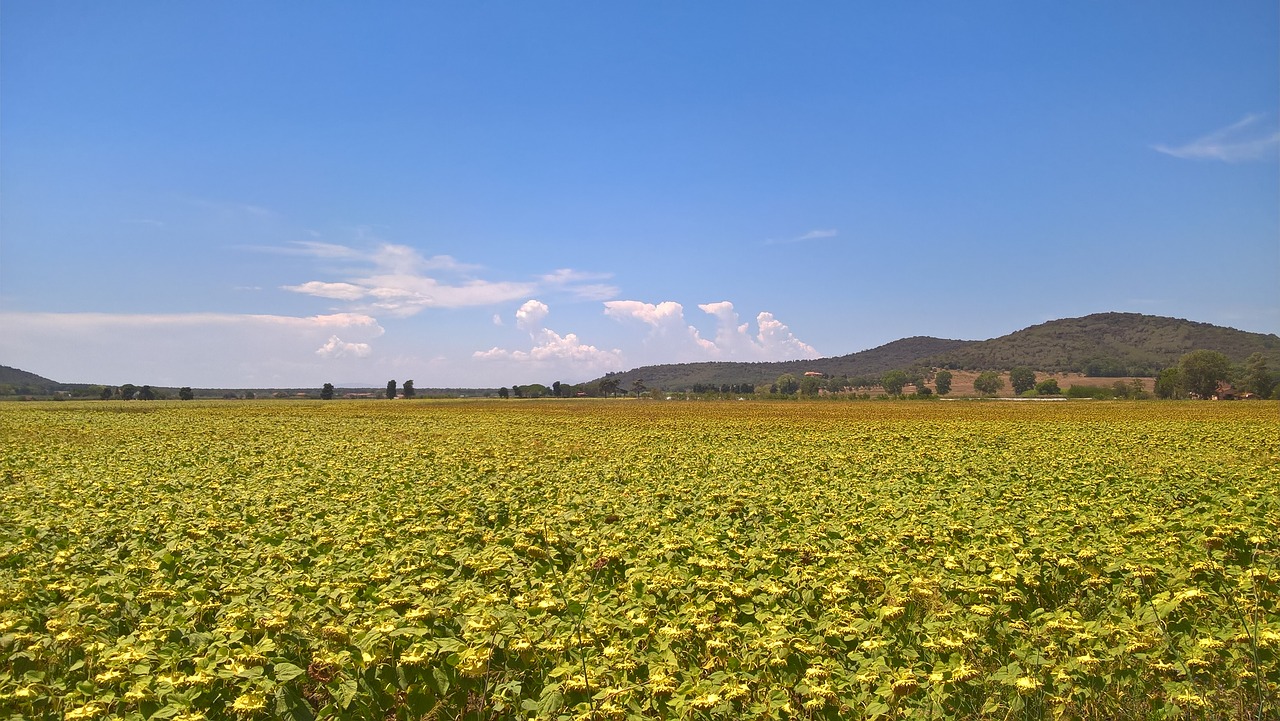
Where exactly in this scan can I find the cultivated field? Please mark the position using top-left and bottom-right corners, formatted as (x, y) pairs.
(1, 400), (1276, 720)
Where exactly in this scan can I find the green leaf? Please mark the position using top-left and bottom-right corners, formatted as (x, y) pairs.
(273, 662), (306, 682)
(274, 684), (316, 721)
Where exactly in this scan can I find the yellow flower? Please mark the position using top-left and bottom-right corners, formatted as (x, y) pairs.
(231, 692), (267, 716)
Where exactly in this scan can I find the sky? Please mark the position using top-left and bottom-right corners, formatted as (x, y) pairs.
(1, 2), (1277, 388)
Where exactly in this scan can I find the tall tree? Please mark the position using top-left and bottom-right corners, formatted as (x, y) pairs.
(880, 370), (908, 396)
(386, 380), (397, 400)
(1035, 378), (1061, 395)
(1179, 350), (1231, 399)
(178, 387), (194, 401)
(552, 381), (562, 397)
(403, 380), (416, 398)
(973, 371), (1004, 396)
(934, 370), (952, 396)
(498, 387), (510, 399)
(320, 383), (335, 400)
(1153, 368), (1182, 399)
(1010, 367), (1036, 395)
(1239, 353), (1273, 398)
(775, 373), (799, 395)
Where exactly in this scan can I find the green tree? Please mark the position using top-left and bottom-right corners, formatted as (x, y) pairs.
(552, 381), (563, 397)
(1179, 350), (1231, 399)
(403, 380), (416, 398)
(934, 370), (952, 396)
(498, 387), (510, 399)
(973, 371), (1004, 396)
(799, 376), (822, 396)
(1034, 378), (1061, 395)
(178, 387), (194, 401)
(100, 386), (114, 400)
(386, 380), (397, 399)
(138, 385), (156, 401)
(1153, 368), (1182, 399)
(880, 370), (908, 396)
(1009, 367), (1036, 395)
(320, 383), (335, 400)
(1239, 352), (1274, 398)
(775, 373), (799, 395)
(632, 379), (646, 397)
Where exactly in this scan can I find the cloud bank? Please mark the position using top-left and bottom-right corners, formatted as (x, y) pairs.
(0, 312), (385, 387)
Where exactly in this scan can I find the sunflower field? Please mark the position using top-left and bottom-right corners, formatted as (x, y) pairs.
(1, 399), (1276, 720)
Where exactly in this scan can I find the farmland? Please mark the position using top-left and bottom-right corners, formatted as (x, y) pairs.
(1, 400), (1277, 720)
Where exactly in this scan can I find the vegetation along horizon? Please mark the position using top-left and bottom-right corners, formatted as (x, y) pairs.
(1, 399), (1276, 720)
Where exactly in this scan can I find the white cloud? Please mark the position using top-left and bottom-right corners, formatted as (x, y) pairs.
(515, 299), (550, 330)
(315, 335), (373, 358)
(604, 299), (817, 363)
(754, 310), (820, 357)
(603, 300), (716, 354)
(280, 242), (610, 315)
(473, 301), (624, 373)
(282, 281), (367, 301)
(539, 268), (620, 300)
(1153, 114), (1280, 162)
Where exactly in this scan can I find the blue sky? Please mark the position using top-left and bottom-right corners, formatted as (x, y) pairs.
(2, 2), (1277, 388)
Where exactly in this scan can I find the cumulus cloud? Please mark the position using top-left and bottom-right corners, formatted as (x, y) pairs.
(515, 299), (550, 330)
(473, 300), (624, 372)
(315, 335), (373, 358)
(603, 300), (716, 354)
(1153, 114), (1280, 162)
(605, 299), (818, 362)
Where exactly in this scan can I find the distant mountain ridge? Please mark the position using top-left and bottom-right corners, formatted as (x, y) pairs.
(598, 313), (1280, 390)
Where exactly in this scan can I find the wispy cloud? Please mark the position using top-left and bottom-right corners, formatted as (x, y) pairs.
(764, 228), (839, 246)
(1153, 114), (1280, 162)
(280, 242), (614, 315)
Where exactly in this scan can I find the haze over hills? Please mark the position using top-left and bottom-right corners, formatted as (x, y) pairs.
(4, 313), (1279, 395)
(596, 313), (1280, 390)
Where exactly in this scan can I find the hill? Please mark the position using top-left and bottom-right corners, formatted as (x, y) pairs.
(0, 365), (63, 394)
(928, 312), (1280, 376)
(597, 313), (1280, 390)
(603, 336), (974, 390)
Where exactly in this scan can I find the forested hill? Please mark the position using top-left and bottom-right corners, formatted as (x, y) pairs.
(927, 313), (1280, 375)
(601, 337), (975, 389)
(0, 365), (62, 393)
(597, 313), (1280, 390)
